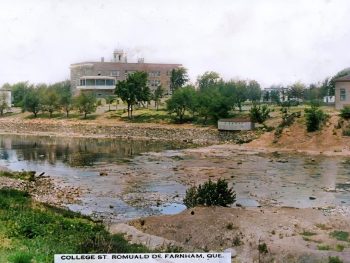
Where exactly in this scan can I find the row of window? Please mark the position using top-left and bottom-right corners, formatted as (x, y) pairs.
(92, 70), (168, 78)
(80, 79), (115, 86)
(149, 80), (161, 87)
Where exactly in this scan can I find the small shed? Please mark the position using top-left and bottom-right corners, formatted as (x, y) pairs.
(218, 118), (254, 131)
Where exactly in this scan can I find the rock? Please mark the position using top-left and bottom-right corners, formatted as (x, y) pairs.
(99, 172), (108, 176)
(276, 159), (288, 163)
(223, 248), (237, 258)
(309, 196), (316, 200)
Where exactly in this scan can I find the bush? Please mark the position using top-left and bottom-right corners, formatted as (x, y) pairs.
(304, 105), (327, 132)
(249, 104), (271, 124)
(183, 179), (236, 208)
(8, 252), (33, 263)
(328, 256), (343, 263)
(340, 106), (350, 119)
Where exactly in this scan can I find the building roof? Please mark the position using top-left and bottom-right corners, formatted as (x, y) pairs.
(70, 61), (182, 70)
(334, 74), (350, 82)
(218, 118), (251, 122)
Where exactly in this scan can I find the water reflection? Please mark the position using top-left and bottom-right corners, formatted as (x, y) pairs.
(0, 135), (186, 167)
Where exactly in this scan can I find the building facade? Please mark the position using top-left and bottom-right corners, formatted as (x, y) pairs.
(335, 75), (350, 110)
(70, 50), (181, 97)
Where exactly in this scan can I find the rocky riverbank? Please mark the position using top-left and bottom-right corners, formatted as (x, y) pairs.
(0, 115), (258, 145)
(0, 168), (84, 208)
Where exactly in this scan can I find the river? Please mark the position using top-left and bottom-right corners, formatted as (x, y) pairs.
(0, 134), (350, 222)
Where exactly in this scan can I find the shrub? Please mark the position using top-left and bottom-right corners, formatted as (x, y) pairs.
(329, 256), (343, 263)
(330, 230), (349, 241)
(183, 179), (236, 208)
(304, 105), (327, 132)
(340, 106), (350, 119)
(258, 242), (268, 254)
(249, 104), (271, 124)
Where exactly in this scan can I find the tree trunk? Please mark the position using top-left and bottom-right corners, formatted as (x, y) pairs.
(66, 110), (69, 118)
(84, 112), (87, 119)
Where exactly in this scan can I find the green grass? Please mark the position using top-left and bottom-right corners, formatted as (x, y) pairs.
(335, 244), (345, 252)
(0, 170), (36, 181)
(301, 231), (317, 236)
(330, 231), (349, 242)
(317, 244), (330, 250)
(0, 189), (149, 263)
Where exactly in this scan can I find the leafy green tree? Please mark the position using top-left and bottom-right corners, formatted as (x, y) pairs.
(197, 71), (220, 91)
(49, 80), (73, 117)
(232, 80), (247, 111)
(270, 90), (280, 104)
(23, 88), (41, 117)
(153, 85), (165, 110)
(304, 105), (327, 132)
(197, 89), (230, 124)
(166, 85), (197, 123)
(247, 80), (262, 102)
(0, 92), (9, 116)
(41, 88), (59, 118)
(288, 82), (305, 100)
(74, 92), (97, 119)
(10, 82), (31, 107)
(115, 71), (149, 118)
(263, 91), (270, 102)
(170, 67), (189, 93)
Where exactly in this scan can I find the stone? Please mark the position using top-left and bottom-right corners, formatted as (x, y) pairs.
(99, 172), (108, 176)
(223, 248), (237, 258)
(309, 196), (316, 200)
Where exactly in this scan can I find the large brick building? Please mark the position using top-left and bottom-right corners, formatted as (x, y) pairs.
(70, 50), (181, 97)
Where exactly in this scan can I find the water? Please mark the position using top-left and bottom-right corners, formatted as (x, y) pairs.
(1, 134), (350, 222)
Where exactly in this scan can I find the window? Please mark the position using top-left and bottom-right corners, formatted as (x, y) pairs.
(86, 79), (95, 86)
(96, 79), (105, 86)
(340, 88), (346, 101)
(149, 71), (161, 77)
(80, 79), (86, 86)
(106, 79), (115, 86)
(111, 71), (120, 77)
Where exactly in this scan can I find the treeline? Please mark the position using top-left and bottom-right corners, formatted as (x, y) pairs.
(167, 71), (262, 123)
(2, 81), (96, 118)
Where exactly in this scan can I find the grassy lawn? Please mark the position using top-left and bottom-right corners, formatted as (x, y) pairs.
(0, 189), (149, 263)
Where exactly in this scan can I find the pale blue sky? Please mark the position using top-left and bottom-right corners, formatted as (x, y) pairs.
(0, 0), (350, 87)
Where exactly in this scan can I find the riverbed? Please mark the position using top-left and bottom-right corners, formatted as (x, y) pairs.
(1, 135), (350, 222)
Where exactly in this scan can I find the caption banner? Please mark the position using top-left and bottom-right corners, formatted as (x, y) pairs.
(54, 253), (231, 263)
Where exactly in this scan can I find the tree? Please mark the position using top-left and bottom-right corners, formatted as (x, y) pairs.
(270, 90), (280, 104)
(49, 80), (73, 117)
(105, 95), (116, 111)
(288, 82), (305, 100)
(153, 85), (165, 110)
(23, 88), (41, 117)
(115, 71), (149, 118)
(10, 82), (30, 107)
(166, 85), (197, 123)
(74, 92), (97, 119)
(41, 88), (59, 118)
(0, 92), (9, 116)
(197, 89), (230, 124)
(231, 80), (247, 111)
(263, 91), (270, 102)
(197, 71), (220, 91)
(246, 80), (262, 102)
(170, 67), (189, 93)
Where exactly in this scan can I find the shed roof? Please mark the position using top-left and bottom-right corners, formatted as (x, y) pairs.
(218, 118), (251, 122)
(334, 74), (350, 82)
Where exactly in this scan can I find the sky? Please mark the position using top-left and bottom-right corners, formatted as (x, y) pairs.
(0, 0), (350, 88)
